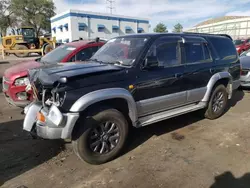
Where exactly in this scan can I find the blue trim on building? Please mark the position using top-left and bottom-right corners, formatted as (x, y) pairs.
(97, 24), (105, 29)
(79, 23), (87, 27)
(51, 12), (149, 24)
(112, 25), (119, 29)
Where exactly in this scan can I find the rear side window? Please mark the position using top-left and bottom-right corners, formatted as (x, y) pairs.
(209, 37), (237, 60)
(184, 42), (211, 64)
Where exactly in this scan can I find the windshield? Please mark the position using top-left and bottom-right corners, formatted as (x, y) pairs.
(22, 28), (35, 38)
(40, 45), (76, 63)
(234, 40), (244, 45)
(91, 37), (149, 66)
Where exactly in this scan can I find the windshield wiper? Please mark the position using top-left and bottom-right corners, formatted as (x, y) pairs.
(90, 58), (106, 64)
(112, 60), (131, 67)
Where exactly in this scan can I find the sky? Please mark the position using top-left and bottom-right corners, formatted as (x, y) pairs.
(53, 0), (250, 32)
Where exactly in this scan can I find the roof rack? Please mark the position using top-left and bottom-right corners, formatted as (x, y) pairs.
(182, 32), (233, 40)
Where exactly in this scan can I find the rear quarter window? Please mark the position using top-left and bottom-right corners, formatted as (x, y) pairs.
(208, 37), (237, 60)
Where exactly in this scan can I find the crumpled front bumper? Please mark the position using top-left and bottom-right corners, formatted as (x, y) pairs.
(23, 102), (79, 139)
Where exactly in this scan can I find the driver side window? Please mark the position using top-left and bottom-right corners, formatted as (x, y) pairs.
(146, 40), (181, 68)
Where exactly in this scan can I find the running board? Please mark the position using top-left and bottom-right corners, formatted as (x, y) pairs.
(137, 102), (206, 127)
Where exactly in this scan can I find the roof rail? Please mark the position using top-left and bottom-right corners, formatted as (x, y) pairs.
(182, 32), (233, 40)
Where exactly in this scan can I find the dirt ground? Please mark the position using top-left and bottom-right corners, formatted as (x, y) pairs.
(1, 57), (250, 188)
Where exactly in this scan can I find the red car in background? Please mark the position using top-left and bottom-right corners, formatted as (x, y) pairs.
(234, 38), (250, 54)
(2, 39), (105, 107)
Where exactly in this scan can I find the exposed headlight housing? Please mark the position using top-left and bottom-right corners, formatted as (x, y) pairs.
(14, 77), (30, 86)
(47, 105), (63, 126)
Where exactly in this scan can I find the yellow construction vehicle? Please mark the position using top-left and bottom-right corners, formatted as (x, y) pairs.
(1, 27), (56, 57)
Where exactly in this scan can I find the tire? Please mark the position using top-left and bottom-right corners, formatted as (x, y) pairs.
(204, 84), (228, 120)
(43, 44), (53, 55)
(72, 108), (129, 164)
(14, 44), (29, 58)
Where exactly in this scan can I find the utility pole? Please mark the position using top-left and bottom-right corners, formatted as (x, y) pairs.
(106, 0), (115, 14)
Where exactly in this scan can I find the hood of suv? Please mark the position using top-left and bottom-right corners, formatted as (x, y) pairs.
(29, 61), (124, 87)
(4, 59), (41, 80)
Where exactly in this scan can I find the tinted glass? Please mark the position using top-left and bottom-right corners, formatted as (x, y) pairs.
(184, 42), (211, 63)
(41, 45), (76, 63)
(155, 43), (180, 67)
(74, 46), (99, 61)
(209, 37), (237, 60)
(91, 37), (149, 66)
(234, 40), (243, 45)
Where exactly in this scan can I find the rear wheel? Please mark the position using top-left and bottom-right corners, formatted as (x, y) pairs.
(204, 84), (228, 120)
(14, 44), (29, 58)
(72, 108), (129, 164)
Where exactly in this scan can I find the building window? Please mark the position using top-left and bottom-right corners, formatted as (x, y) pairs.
(112, 25), (119, 33)
(137, 27), (144, 33)
(79, 23), (87, 31)
(125, 26), (132, 33)
(64, 23), (68, 31)
(97, 24), (105, 32)
(52, 27), (56, 33)
(58, 25), (63, 32)
(64, 38), (69, 43)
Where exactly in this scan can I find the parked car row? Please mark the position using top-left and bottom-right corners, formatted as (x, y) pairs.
(2, 39), (105, 107)
(2, 33), (243, 164)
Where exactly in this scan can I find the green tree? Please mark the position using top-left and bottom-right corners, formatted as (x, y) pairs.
(172, 23), (183, 33)
(10, 0), (56, 36)
(0, 0), (14, 36)
(153, 23), (168, 33)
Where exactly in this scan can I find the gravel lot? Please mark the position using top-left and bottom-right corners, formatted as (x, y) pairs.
(1, 57), (250, 188)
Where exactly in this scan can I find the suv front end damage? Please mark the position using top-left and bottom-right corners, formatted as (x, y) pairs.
(24, 100), (79, 139)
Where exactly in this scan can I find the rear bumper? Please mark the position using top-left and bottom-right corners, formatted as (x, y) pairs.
(240, 71), (250, 87)
(23, 102), (79, 139)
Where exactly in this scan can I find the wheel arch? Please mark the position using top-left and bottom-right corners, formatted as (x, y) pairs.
(202, 72), (233, 102)
(70, 88), (138, 126)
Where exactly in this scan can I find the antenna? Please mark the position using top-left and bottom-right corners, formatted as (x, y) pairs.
(106, 0), (115, 14)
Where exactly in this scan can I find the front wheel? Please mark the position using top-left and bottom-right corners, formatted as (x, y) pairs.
(72, 109), (129, 164)
(204, 84), (228, 120)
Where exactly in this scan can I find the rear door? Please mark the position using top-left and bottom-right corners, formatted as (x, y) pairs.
(182, 36), (213, 103)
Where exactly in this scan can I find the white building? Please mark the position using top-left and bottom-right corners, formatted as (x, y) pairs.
(50, 9), (149, 43)
(186, 16), (250, 40)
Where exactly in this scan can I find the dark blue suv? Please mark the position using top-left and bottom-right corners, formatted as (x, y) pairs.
(23, 33), (241, 164)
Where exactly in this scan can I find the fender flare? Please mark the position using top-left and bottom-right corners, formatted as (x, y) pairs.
(70, 88), (138, 126)
(202, 72), (233, 102)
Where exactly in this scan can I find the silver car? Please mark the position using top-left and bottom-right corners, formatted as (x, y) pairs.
(240, 55), (250, 87)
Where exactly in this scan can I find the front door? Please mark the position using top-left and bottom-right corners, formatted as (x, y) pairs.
(133, 36), (187, 117)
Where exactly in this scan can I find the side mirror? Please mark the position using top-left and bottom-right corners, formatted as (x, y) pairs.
(144, 56), (158, 69)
